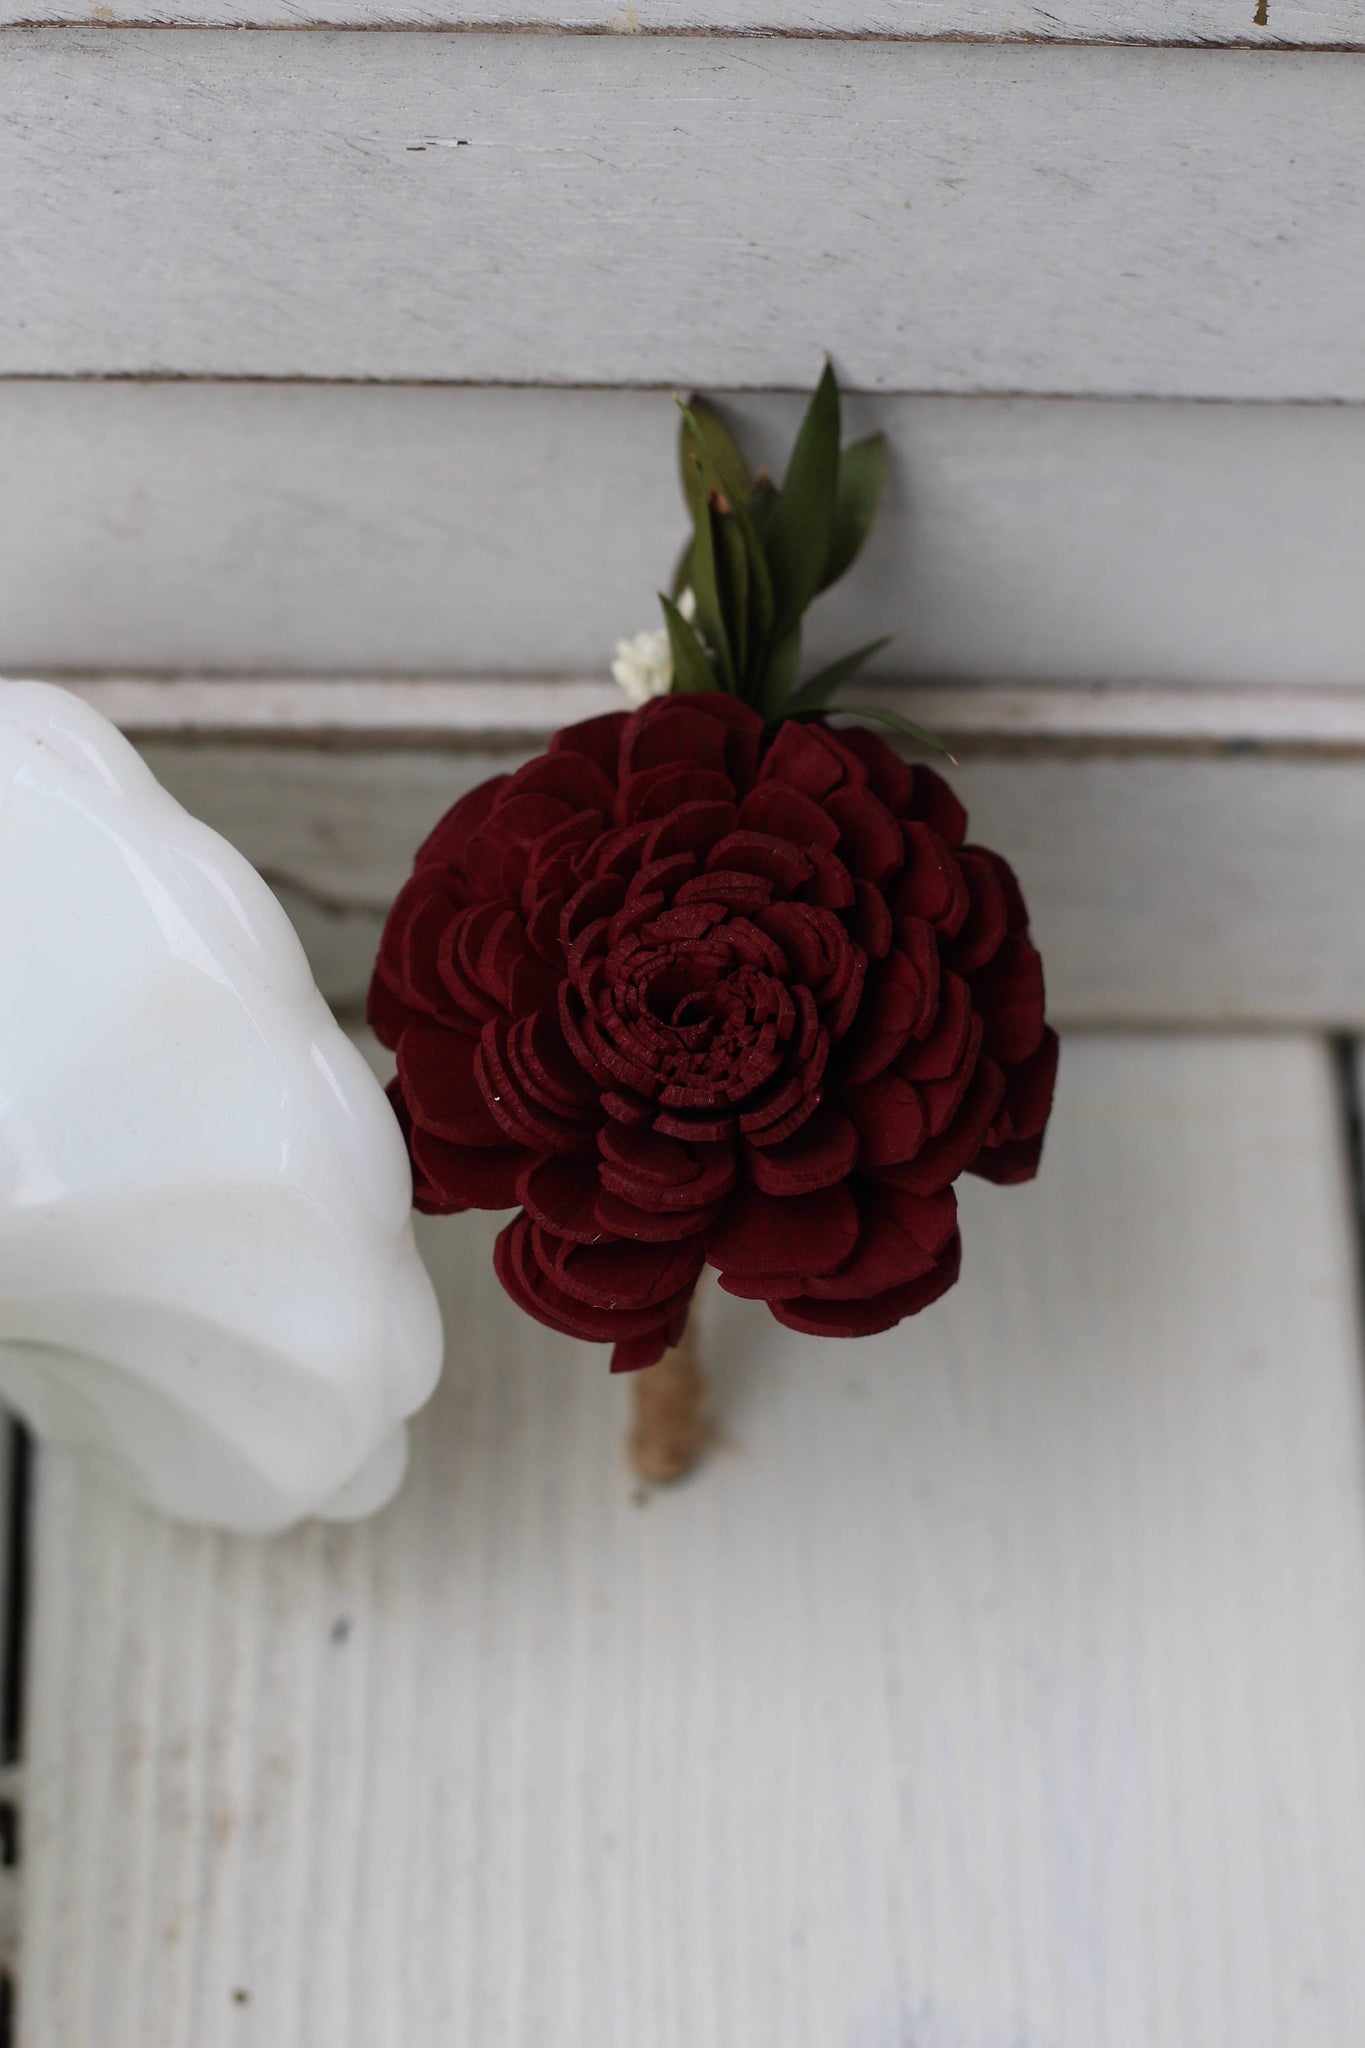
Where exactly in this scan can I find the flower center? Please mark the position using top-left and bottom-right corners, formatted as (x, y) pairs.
(603, 932), (794, 1107)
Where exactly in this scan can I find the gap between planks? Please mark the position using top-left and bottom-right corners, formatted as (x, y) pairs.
(51, 675), (1365, 759)
(3, 22), (1362, 44)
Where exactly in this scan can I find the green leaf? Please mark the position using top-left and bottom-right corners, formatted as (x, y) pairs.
(781, 636), (895, 718)
(659, 592), (717, 695)
(759, 625), (803, 721)
(764, 360), (841, 631)
(748, 472), (779, 538)
(678, 398), (754, 524)
(832, 703), (956, 759)
(822, 434), (888, 591)
(716, 514), (750, 684)
(688, 506), (735, 690)
(670, 538), (694, 601)
(677, 401), (775, 643)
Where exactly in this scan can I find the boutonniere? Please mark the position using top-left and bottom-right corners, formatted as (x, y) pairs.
(372, 366), (1057, 1482)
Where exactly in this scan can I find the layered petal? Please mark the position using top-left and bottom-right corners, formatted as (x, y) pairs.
(373, 701), (1056, 1367)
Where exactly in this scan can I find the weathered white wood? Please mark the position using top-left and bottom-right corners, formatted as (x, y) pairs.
(2, 40), (1363, 396)
(21, 1032), (1365, 2044)
(6, 382), (1365, 686)
(56, 674), (1365, 751)
(126, 737), (1365, 1027)
(3, 0), (1358, 42)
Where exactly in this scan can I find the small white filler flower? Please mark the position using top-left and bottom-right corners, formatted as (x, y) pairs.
(612, 589), (697, 706)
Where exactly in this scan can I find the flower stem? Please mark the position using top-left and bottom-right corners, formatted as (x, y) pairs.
(627, 1315), (711, 1485)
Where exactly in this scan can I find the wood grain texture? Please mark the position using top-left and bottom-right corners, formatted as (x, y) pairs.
(2, 39), (1363, 395)
(20, 1033), (1365, 2045)
(127, 738), (1365, 1026)
(59, 675), (1365, 751)
(6, 382), (1365, 685)
(3, 0), (1358, 40)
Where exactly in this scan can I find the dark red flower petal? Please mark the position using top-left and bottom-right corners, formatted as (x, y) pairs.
(972, 1133), (1046, 1184)
(834, 726), (914, 812)
(598, 1121), (736, 1209)
(371, 869), (470, 1030)
(800, 1195), (941, 1302)
(507, 1010), (600, 1115)
(593, 1187), (723, 1242)
(909, 767), (967, 848)
(549, 1229), (706, 1312)
(368, 968), (421, 1050)
(674, 869), (775, 914)
(617, 763), (736, 825)
(878, 1057), (1006, 1197)
(412, 1126), (525, 1212)
(823, 786), (904, 887)
(379, 710), (1054, 1370)
(743, 1109), (858, 1195)
(766, 1232), (961, 1337)
(705, 1182), (858, 1279)
(398, 1024), (507, 1146)
(518, 1154), (604, 1241)
(972, 845), (1031, 936)
(706, 830), (814, 893)
(757, 719), (858, 801)
(850, 880), (893, 962)
(921, 1013), (984, 1138)
(610, 1326), (677, 1374)
(549, 709), (630, 780)
(736, 780), (842, 853)
(644, 800), (739, 866)
(413, 775), (509, 872)
(996, 1027), (1060, 1144)
(436, 903), (512, 1027)
(479, 1019), (597, 1154)
(972, 936), (1047, 1065)
(506, 750), (616, 813)
(838, 938), (939, 1087)
(469, 792), (578, 871)
(800, 848), (857, 911)
(495, 1214), (693, 1344)
(843, 1065), (927, 1169)
(947, 851), (1010, 975)
(621, 697), (763, 782)
(897, 971), (972, 1080)
(891, 823), (969, 935)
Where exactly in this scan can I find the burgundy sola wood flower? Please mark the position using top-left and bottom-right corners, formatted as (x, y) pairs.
(372, 367), (1057, 1390)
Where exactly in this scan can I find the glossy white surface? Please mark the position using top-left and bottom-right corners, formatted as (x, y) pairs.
(0, 680), (443, 1532)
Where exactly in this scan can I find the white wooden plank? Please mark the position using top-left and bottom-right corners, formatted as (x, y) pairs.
(6, 383), (1365, 686)
(52, 674), (1365, 752)
(119, 737), (1365, 1027)
(20, 1032), (1365, 2044)
(2, 40), (1363, 396)
(4, 0), (1359, 42)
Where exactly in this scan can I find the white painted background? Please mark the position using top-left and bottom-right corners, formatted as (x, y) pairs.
(22, 1034), (1365, 2046)
(7, 8), (1365, 2044)
(5, 384), (1365, 686)
(2, 39), (1363, 394)
(6, 0), (1360, 37)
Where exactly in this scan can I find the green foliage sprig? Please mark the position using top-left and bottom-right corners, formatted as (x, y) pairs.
(664, 363), (949, 756)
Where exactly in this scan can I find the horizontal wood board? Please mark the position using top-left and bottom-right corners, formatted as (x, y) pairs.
(2, 39), (1363, 394)
(6, 384), (1365, 685)
(3, 1), (1359, 41)
(123, 736), (1365, 1028)
(19, 1032), (1365, 2044)
(57, 674), (1365, 751)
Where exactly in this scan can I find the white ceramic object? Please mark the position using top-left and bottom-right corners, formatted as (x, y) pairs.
(0, 679), (443, 1532)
